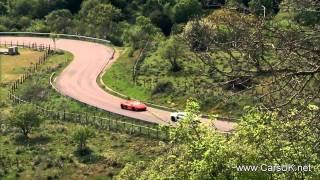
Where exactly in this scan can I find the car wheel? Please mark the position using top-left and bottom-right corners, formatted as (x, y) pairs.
(121, 105), (125, 109)
(171, 116), (176, 122)
(132, 107), (136, 111)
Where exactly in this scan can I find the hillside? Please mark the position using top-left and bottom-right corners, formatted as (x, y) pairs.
(1, 0), (320, 179)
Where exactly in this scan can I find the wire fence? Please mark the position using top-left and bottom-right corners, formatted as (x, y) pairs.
(4, 41), (169, 140)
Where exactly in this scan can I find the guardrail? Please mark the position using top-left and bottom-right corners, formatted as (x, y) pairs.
(0, 32), (111, 44)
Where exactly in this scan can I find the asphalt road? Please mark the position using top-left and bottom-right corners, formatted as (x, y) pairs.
(1, 36), (236, 132)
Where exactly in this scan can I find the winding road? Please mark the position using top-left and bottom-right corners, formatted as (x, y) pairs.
(1, 36), (235, 132)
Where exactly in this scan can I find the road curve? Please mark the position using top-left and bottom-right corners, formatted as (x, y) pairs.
(1, 36), (236, 132)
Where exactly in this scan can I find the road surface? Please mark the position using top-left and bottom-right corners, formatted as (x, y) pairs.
(1, 36), (236, 132)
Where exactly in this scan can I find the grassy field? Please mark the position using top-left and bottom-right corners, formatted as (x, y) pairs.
(0, 48), (45, 109)
(1, 48), (44, 83)
(0, 120), (165, 179)
(102, 49), (151, 101)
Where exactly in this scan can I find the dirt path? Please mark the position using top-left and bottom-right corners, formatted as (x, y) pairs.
(1, 36), (236, 132)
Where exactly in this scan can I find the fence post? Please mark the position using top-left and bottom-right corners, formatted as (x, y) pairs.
(78, 114), (81, 123)
(156, 128), (159, 139)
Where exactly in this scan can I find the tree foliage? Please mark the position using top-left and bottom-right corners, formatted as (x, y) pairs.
(8, 104), (43, 138)
(160, 36), (187, 72)
(183, 9), (320, 109)
(173, 0), (202, 23)
(72, 126), (95, 153)
(45, 9), (73, 33)
(123, 16), (162, 49)
(117, 100), (320, 179)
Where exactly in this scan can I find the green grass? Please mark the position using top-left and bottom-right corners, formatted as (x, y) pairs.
(0, 48), (46, 111)
(1, 48), (44, 83)
(102, 49), (151, 101)
(0, 120), (165, 179)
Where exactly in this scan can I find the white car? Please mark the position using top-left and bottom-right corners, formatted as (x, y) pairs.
(170, 112), (186, 122)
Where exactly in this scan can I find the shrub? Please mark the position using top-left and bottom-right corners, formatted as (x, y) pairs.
(8, 104), (43, 138)
(152, 81), (174, 95)
(72, 126), (95, 156)
(20, 83), (47, 102)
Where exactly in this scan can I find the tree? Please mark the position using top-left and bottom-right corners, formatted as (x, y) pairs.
(0, 1), (7, 15)
(123, 16), (162, 50)
(85, 3), (121, 39)
(45, 9), (73, 33)
(117, 100), (320, 179)
(72, 126), (95, 154)
(183, 9), (320, 109)
(149, 10), (173, 36)
(26, 20), (49, 33)
(15, 16), (31, 30)
(172, 0), (202, 23)
(50, 33), (59, 51)
(34, 0), (67, 18)
(160, 36), (187, 72)
(11, 0), (36, 17)
(287, 0), (320, 26)
(8, 104), (43, 138)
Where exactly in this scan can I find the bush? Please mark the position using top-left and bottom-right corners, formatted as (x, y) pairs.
(20, 83), (47, 102)
(152, 81), (174, 95)
(8, 104), (43, 138)
(72, 126), (95, 155)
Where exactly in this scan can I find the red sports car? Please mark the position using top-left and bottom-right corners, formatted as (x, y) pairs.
(120, 100), (147, 111)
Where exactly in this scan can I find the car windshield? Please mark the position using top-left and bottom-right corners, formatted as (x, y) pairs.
(132, 101), (142, 105)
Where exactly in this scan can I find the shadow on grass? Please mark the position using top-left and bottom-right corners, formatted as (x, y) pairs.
(14, 134), (52, 146)
(74, 147), (104, 164)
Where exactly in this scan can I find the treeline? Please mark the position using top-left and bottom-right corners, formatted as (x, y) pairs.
(0, 0), (206, 45)
(2, 0), (314, 46)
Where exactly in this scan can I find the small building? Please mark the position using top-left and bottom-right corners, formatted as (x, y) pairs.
(8, 46), (19, 55)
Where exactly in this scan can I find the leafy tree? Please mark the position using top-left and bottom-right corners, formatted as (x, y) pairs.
(50, 33), (59, 51)
(85, 3), (121, 39)
(26, 20), (49, 33)
(0, 1), (7, 15)
(123, 16), (162, 50)
(287, 0), (320, 26)
(78, 0), (100, 18)
(183, 10), (320, 109)
(45, 9), (73, 33)
(11, 0), (36, 17)
(8, 104), (43, 138)
(160, 36), (187, 72)
(172, 0), (201, 23)
(34, 0), (67, 18)
(149, 10), (173, 36)
(117, 100), (320, 179)
(72, 126), (95, 154)
(16, 16), (31, 30)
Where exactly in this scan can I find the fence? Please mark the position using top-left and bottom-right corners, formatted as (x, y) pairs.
(0, 32), (111, 44)
(4, 41), (169, 140)
(0, 40), (51, 51)
(9, 93), (168, 140)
